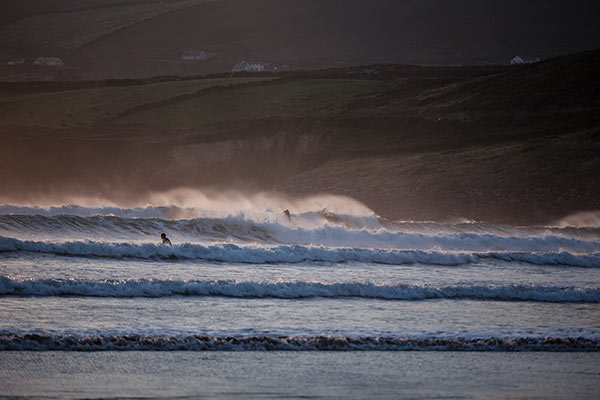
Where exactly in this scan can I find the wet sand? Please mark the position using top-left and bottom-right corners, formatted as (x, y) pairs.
(1, 352), (599, 399)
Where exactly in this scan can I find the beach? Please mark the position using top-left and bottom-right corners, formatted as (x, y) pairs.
(2, 352), (599, 399)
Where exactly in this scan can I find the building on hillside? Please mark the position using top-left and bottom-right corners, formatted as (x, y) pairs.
(182, 49), (215, 61)
(33, 57), (64, 67)
(510, 56), (540, 65)
(231, 60), (265, 72)
(7, 58), (26, 66)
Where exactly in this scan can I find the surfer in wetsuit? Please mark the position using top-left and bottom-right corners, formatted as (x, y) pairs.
(160, 233), (172, 246)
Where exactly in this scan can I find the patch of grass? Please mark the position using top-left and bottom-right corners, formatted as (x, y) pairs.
(409, 50), (600, 113)
(118, 79), (393, 128)
(0, 77), (270, 128)
(0, 0), (213, 49)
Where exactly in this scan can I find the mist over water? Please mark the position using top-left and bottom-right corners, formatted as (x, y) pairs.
(0, 190), (374, 219)
(1, 191), (599, 268)
(554, 211), (600, 228)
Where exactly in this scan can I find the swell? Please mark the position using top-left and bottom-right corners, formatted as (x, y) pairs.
(1, 236), (599, 267)
(1, 333), (598, 352)
(1, 277), (598, 302)
(0, 205), (178, 219)
(1, 213), (600, 253)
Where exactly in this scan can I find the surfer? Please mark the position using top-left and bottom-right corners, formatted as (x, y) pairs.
(160, 233), (172, 246)
(282, 209), (291, 220)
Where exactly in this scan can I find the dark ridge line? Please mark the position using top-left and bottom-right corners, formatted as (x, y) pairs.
(0, 63), (511, 93)
(0, 72), (279, 93)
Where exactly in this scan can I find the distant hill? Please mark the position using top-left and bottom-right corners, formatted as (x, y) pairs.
(0, 49), (598, 224)
(1, 0), (599, 80)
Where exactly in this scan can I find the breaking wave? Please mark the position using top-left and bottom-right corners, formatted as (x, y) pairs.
(1, 211), (600, 253)
(1, 235), (599, 267)
(1, 333), (598, 351)
(1, 277), (598, 302)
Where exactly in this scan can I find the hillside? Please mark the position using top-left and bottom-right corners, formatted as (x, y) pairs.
(1, 0), (599, 80)
(0, 50), (599, 224)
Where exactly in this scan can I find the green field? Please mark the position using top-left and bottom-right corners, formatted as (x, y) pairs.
(0, 77), (272, 128)
(117, 79), (393, 128)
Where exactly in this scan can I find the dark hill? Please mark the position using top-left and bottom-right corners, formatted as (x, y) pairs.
(71, 0), (600, 78)
(1, 0), (599, 80)
(0, 50), (598, 224)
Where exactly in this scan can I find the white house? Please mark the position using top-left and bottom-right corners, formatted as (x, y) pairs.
(510, 56), (540, 65)
(231, 60), (265, 72)
(33, 57), (64, 67)
(182, 49), (214, 61)
(7, 58), (25, 66)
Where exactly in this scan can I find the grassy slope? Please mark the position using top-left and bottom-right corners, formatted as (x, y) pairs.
(410, 50), (600, 113)
(0, 51), (598, 223)
(118, 79), (393, 128)
(0, 0), (214, 50)
(272, 52), (600, 222)
(0, 77), (271, 128)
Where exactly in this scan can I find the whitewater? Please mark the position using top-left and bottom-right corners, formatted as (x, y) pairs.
(1, 202), (600, 352)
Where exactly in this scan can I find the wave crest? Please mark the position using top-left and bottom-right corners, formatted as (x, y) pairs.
(1, 236), (599, 267)
(2, 209), (600, 253)
(1, 277), (598, 302)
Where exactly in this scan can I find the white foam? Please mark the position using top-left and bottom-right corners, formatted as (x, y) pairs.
(1, 213), (599, 253)
(0, 192), (374, 220)
(553, 211), (600, 228)
(0, 333), (597, 351)
(1, 235), (600, 267)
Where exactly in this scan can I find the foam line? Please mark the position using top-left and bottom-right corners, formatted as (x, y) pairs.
(1, 333), (598, 351)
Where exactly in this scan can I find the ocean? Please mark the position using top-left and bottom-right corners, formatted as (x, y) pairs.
(1, 202), (599, 399)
